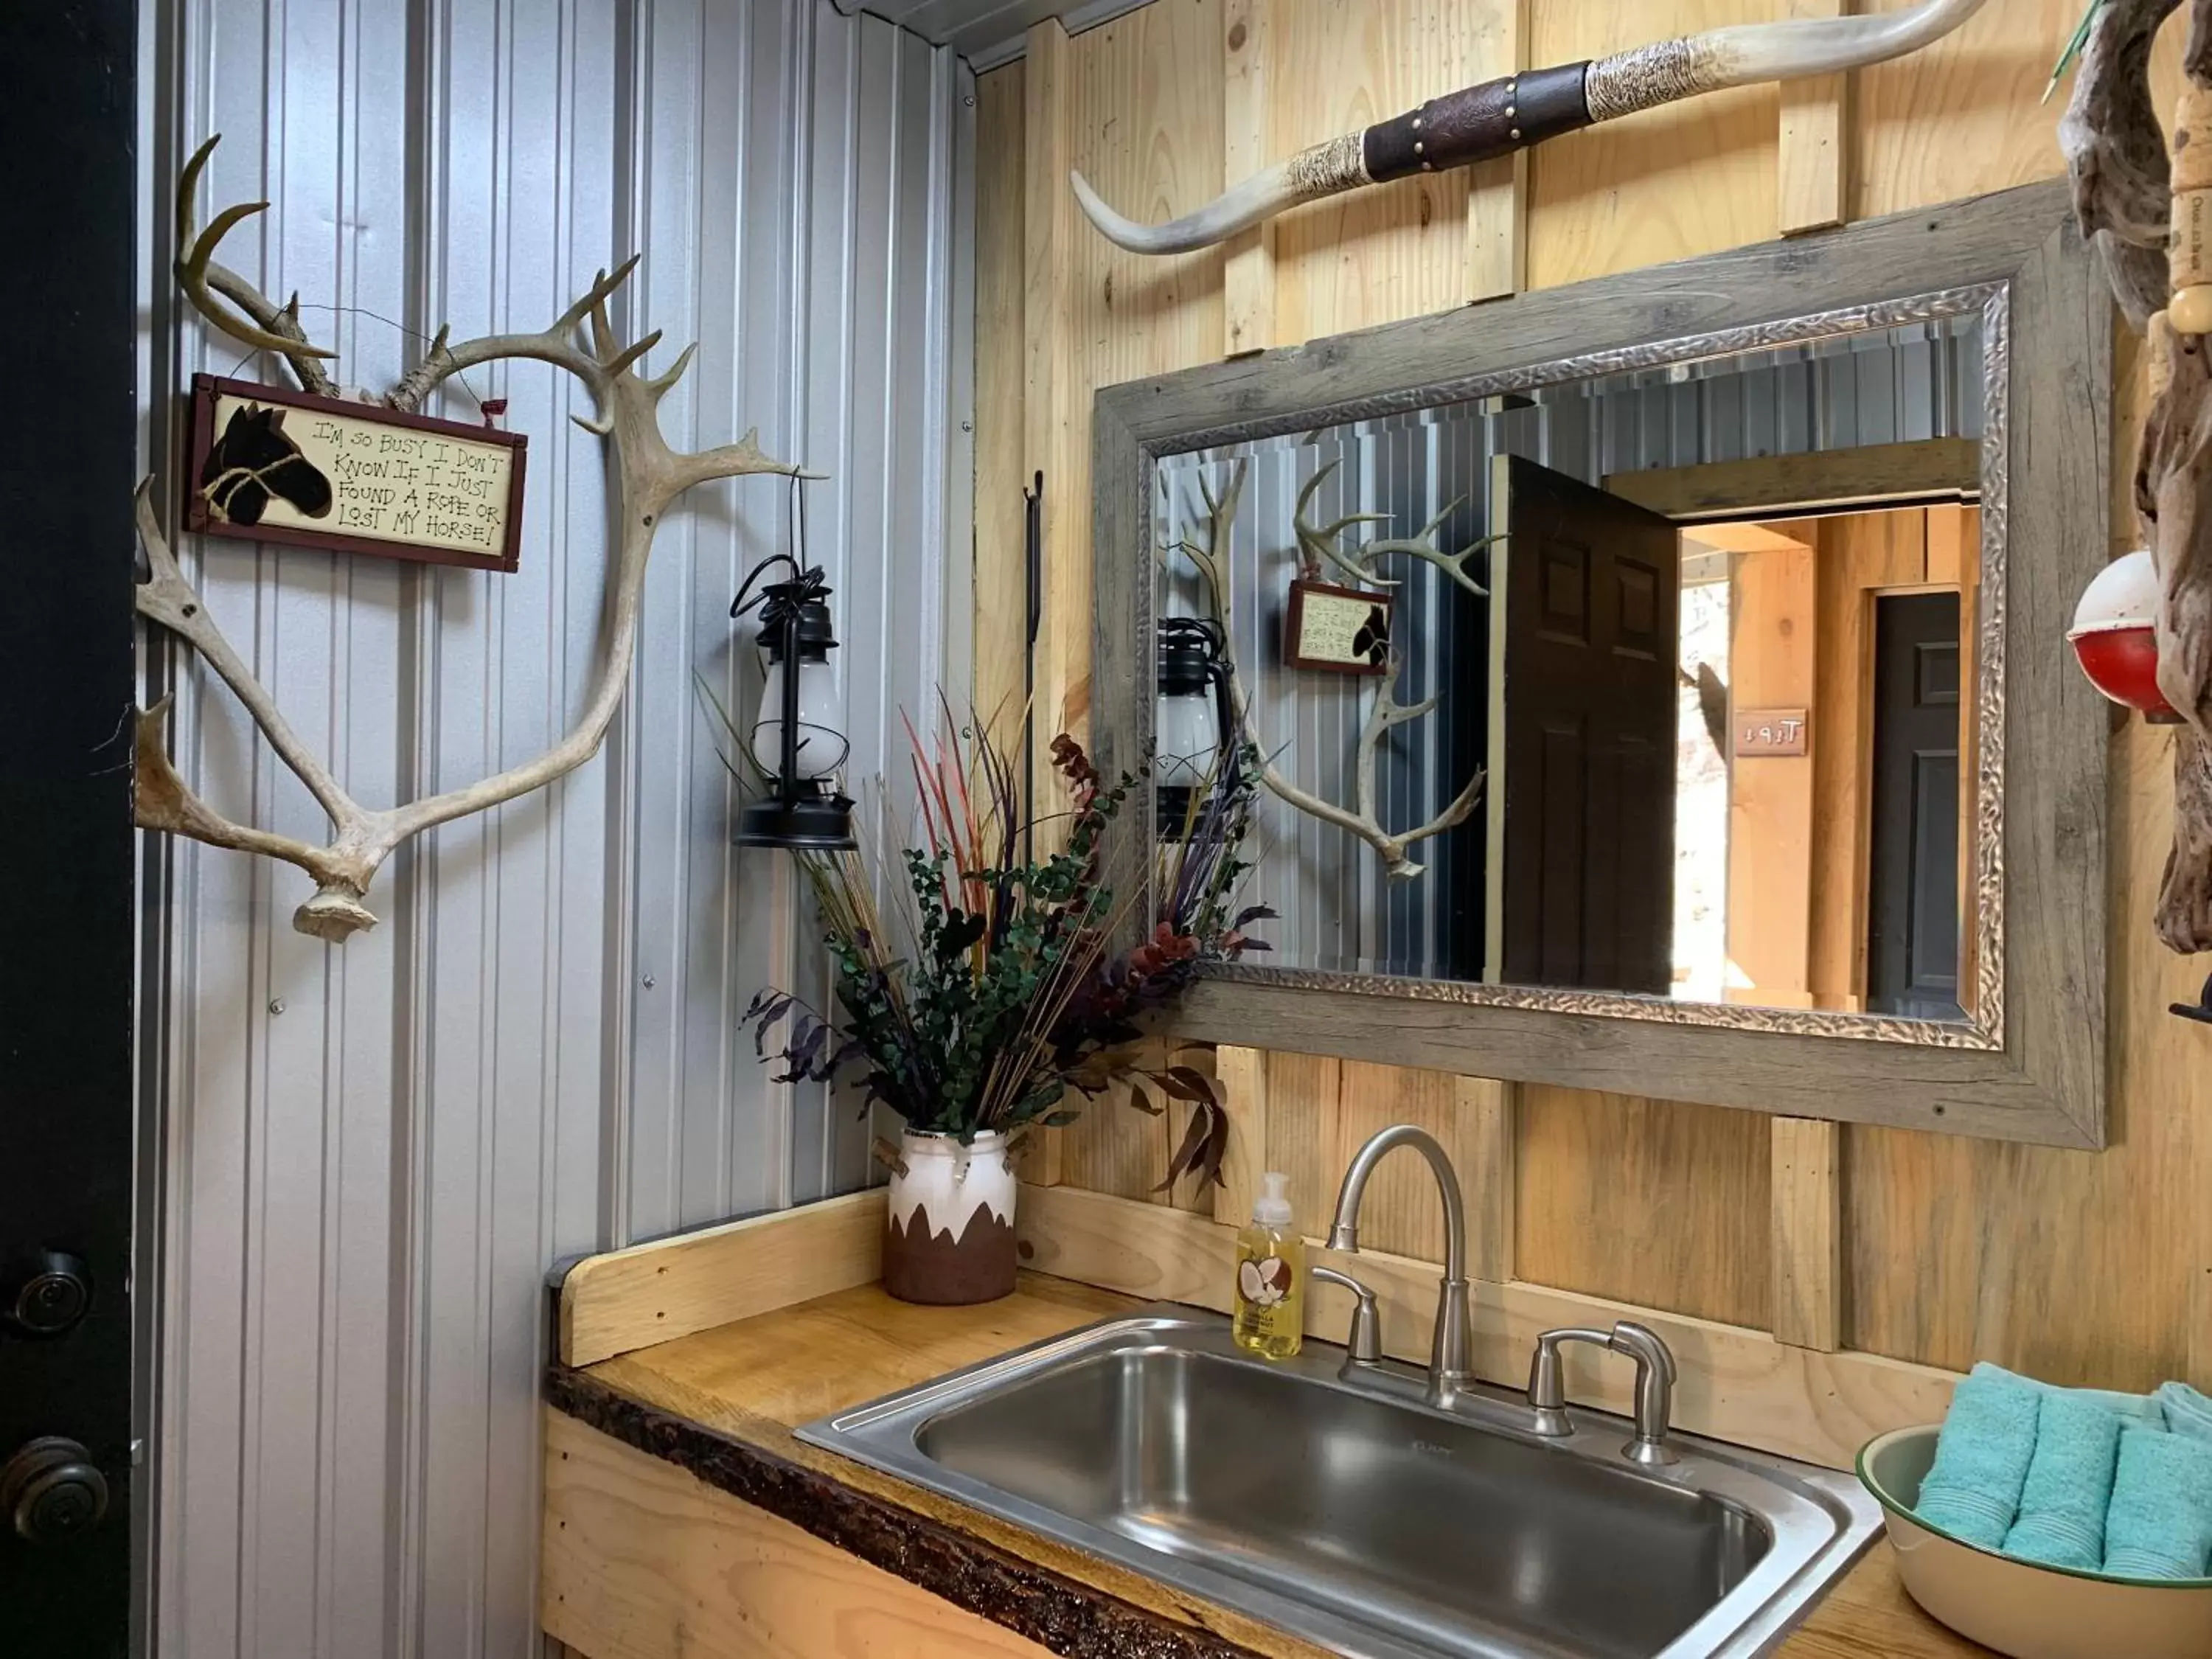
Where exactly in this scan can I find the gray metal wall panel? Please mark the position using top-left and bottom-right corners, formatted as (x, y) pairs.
(141, 2), (967, 1653)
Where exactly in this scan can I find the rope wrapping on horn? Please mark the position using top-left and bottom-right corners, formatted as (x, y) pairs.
(1285, 132), (1371, 198)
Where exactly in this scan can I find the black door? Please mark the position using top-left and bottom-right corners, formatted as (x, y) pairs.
(1489, 456), (1682, 994)
(1865, 591), (1966, 1020)
(1, 4), (141, 1655)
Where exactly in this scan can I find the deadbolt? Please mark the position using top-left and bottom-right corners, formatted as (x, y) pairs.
(2, 1438), (109, 1545)
(3, 1249), (91, 1337)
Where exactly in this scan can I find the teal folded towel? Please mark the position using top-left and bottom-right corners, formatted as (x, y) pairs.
(1972, 1360), (2165, 1428)
(2158, 1381), (2212, 1444)
(2103, 1427), (2212, 1579)
(1915, 1369), (2042, 1548)
(2002, 1391), (2125, 1570)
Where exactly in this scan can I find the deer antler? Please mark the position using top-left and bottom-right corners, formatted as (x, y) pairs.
(139, 143), (814, 941)
(175, 135), (339, 394)
(1164, 461), (1484, 880)
(1291, 460), (1485, 597)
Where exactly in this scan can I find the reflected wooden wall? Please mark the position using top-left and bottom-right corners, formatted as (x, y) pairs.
(973, 0), (2212, 1391)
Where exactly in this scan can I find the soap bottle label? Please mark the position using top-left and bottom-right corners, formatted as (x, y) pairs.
(1232, 1227), (1304, 1359)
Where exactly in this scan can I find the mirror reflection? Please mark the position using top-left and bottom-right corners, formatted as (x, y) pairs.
(1156, 313), (1986, 1020)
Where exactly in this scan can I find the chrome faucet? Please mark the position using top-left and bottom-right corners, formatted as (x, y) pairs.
(1326, 1124), (1473, 1405)
(1526, 1321), (1680, 1466)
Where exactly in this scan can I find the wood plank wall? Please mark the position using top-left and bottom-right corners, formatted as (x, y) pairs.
(973, 1), (2212, 1393)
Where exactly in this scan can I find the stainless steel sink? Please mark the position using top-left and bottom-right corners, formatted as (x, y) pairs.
(799, 1307), (1881, 1659)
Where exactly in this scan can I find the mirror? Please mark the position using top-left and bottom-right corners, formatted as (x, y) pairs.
(1155, 313), (1989, 1023)
(1092, 183), (2110, 1144)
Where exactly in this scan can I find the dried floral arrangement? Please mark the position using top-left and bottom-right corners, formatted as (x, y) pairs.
(729, 705), (1270, 1194)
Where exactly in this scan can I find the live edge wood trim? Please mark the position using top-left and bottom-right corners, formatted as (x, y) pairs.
(1016, 1183), (1958, 1472)
(557, 1189), (883, 1366)
(541, 1402), (1267, 1659)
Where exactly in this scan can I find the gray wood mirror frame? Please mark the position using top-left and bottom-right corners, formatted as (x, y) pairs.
(1091, 180), (2110, 1148)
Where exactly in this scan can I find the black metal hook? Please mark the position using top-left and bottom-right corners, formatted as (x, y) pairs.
(2171, 973), (2212, 1025)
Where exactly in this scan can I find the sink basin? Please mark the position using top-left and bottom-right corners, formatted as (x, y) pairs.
(799, 1307), (1881, 1659)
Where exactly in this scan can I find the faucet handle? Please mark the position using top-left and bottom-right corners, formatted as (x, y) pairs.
(1310, 1264), (1382, 1365)
(1526, 1321), (1680, 1467)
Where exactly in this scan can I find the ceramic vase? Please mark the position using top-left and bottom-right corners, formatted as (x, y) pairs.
(882, 1128), (1018, 1305)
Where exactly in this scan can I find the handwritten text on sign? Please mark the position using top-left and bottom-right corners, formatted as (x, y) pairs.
(187, 375), (526, 572)
(1735, 707), (1810, 758)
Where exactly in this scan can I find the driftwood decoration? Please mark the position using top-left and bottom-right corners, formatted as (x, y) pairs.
(1164, 462), (1484, 880)
(2062, 1), (2212, 951)
(139, 136), (812, 942)
(1075, 0), (1989, 254)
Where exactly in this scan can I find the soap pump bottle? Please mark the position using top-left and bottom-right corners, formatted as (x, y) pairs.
(1232, 1172), (1305, 1360)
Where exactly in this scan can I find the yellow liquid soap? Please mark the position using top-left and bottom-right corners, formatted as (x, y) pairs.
(1232, 1171), (1305, 1360)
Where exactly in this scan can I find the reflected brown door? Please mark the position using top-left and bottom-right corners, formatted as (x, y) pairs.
(1865, 591), (1966, 1019)
(1488, 456), (1681, 994)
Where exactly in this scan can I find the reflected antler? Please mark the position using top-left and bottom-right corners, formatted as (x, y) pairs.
(1075, 0), (1989, 254)
(139, 139), (813, 940)
(1164, 462), (1484, 880)
(1292, 461), (1484, 597)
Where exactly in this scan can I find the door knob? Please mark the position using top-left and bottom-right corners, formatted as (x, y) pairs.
(3, 1249), (91, 1337)
(2, 1438), (110, 1545)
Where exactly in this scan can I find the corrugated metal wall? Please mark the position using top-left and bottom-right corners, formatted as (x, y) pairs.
(134, 1), (971, 1653)
(1159, 313), (1982, 979)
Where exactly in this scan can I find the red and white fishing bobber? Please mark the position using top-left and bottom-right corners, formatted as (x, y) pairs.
(2069, 549), (2179, 723)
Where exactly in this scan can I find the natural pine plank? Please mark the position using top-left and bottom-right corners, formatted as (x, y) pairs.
(973, 64), (1028, 754)
(1456, 1076), (1517, 1284)
(1329, 1062), (1487, 1264)
(1773, 1117), (1844, 1352)
(1221, 0), (1275, 356)
(1778, 0), (1849, 236)
(1852, 0), (2082, 221)
(1527, 0), (1779, 291)
(1467, 0), (1530, 301)
(1514, 1086), (1773, 1330)
(1267, 0), (1494, 344)
(559, 1192), (883, 1366)
(1211, 1044), (1270, 1225)
(1023, 20), (1079, 752)
(1259, 1049), (1342, 1232)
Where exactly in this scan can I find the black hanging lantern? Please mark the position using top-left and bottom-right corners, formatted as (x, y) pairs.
(1156, 616), (1235, 838)
(732, 543), (857, 852)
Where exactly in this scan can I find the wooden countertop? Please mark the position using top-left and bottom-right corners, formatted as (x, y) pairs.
(555, 1275), (1992, 1659)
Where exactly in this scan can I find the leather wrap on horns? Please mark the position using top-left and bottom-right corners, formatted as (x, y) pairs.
(1072, 0), (1992, 256)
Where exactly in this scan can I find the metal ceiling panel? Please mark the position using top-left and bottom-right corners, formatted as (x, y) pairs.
(838, 0), (1151, 69)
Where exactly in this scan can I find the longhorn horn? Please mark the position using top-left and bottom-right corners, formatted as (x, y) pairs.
(1073, 0), (1990, 256)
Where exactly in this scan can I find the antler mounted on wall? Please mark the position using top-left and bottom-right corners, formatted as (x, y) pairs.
(139, 136), (812, 942)
(1293, 460), (1482, 596)
(1164, 462), (1484, 880)
(1074, 0), (1989, 253)
(2062, 0), (2212, 953)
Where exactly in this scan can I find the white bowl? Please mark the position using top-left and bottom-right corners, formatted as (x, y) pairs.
(1858, 1425), (2212, 1659)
